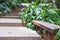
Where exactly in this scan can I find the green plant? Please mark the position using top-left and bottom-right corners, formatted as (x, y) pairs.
(0, 2), (11, 15)
(0, 0), (21, 15)
(41, 0), (50, 3)
(55, 29), (60, 40)
(6, 0), (21, 9)
(19, 0), (60, 39)
(55, 0), (60, 9)
(19, 3), (59, 29)
(0, 0), (6, 2)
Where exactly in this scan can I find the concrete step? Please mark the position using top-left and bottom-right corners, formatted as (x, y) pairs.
(0, 18), (24, 26)
(0, 27), (41, 40)
(0, 16), (19, 19)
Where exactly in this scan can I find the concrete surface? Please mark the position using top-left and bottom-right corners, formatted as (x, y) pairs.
(0, 27), (40, 37)
(0, 18), (22, 23)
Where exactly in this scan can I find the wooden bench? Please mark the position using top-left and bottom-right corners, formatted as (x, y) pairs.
(32, 20), (60, 40)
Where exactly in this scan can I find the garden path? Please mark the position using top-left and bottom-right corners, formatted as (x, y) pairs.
(0, 12), (41, 40)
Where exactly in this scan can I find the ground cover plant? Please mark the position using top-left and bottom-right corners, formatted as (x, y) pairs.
(19, 2), (60, 29)
(0, 0), (21, 15)
(19, 0), (60, 40)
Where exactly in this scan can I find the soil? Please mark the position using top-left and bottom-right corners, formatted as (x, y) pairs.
(6, 6), (25, 16)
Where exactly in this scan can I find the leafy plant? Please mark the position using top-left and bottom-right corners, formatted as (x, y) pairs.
(41, 0), (50, 3)
(0, 0), (21, 15)
(19, 0), (60, 39)
(6, 0), (21, 9)
(55, 0), (60, 9)
(0, 0), (6, 2)
(19, 2), (60, 29)
(55, 29), (60, 40)
(0, 2), (11, 15)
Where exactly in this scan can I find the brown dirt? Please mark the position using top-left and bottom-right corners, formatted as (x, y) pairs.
(6, 6), (25, 16)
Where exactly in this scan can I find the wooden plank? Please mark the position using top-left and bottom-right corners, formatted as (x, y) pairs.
(32, 20), (59, 34)
(32, 20), (59, 40)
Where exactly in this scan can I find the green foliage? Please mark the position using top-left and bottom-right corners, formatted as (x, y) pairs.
(41, 0), (50, 3)
(55, 29), (60, 40)
(0, 2), (10, 15)
(26, 23), (36, 30)
(0, 0), (6, 2)
(0, 0), (21, 15)
(55, 0), (60, 9)
(20, 0), (40, 3)
(19, 0), (60, 39)
(24, 0), (30, 3)
(6, 0), (21, 8)
(19, 2), (60, 29)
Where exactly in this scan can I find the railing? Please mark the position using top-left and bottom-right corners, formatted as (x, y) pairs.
(32, 20), (60, 40)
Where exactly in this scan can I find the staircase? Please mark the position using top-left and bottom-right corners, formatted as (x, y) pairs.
(0, 18), (24, 26)
(0, 7), (41, 40)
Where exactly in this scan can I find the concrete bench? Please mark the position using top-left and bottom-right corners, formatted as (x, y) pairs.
(0, 27), (41, 40)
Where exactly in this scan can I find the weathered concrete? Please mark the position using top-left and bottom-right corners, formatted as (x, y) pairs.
(0, 27), (41, 40)
(0, 18), (24, 26)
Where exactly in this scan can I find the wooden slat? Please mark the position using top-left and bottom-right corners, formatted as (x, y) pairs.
(32, 20), (59, 34)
